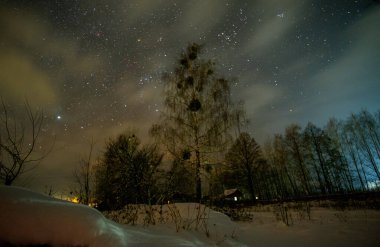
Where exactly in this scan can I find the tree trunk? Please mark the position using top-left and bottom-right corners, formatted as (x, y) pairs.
(195, 149), (202, 201)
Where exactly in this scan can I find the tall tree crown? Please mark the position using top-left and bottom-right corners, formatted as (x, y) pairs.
(151, 43), (236, 158)
(151, 43), (241, 200)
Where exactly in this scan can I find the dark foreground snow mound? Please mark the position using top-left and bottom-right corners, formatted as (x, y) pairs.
(0, 186), (129, 247)
(0, 186), (242, 247)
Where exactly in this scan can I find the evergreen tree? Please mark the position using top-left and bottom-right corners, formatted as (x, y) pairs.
(95, 133), (162, 210)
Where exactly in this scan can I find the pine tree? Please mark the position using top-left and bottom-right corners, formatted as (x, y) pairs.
(94, 134), (162, 210)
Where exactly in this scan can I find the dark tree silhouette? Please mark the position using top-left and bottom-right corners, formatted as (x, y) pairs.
(284, 124), (312, 195)
(0, 100), (48, 185)
(151, 43), (239, 201)
(94, 133), (162, 210)
(225, 132), (264, 202)
(73, 138), (95, 205)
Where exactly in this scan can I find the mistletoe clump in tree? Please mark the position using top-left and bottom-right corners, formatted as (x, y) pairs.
(151, 43), (240, 201)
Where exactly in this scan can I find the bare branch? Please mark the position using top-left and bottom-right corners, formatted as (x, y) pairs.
(0, 99), (49, 185)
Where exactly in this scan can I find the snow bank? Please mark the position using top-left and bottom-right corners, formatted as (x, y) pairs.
(105, 202), (239, 237)
(1, 186), (378, 247)
(0, 186), (129, 246)
(0, 186), (241, 246)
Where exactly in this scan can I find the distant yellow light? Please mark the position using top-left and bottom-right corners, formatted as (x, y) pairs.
(70, 197), (80, 203)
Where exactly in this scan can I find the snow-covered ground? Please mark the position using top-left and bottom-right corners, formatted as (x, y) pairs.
(236, 207), (380, 247)
(1, 186), (379, 247)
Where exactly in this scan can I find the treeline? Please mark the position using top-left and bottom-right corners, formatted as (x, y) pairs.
(82, 109), (380, 210)
(71, 43), (379, 210)
(222, 110), (380, 202)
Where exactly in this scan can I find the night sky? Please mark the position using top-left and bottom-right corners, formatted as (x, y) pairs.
(1, 0), (379, 193)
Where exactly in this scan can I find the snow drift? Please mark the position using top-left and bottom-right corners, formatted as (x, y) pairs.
(0, 186), (240, 246)
(1, 186), (379, 247)
(0, 186), (129, 246)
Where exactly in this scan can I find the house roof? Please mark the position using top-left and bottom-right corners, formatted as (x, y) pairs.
(224, 188), (243, 197)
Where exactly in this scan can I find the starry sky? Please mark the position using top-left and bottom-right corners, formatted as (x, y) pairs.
(1, 0), (379, 193)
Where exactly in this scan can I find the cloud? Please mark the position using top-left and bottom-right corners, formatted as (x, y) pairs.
(179, 0), (227, 37)
(0, 49), (57, 107)
(0, 8), (105, 107)
(239, 81), (280, 118)
(244, 18), (292, 54)
(237, 82), (285, 142)
(242, 0), (310, 55)
(121, 0), (165, 24)
(306, 7), (380, 116)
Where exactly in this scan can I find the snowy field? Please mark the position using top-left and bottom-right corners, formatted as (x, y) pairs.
(1, 186), (379, 247)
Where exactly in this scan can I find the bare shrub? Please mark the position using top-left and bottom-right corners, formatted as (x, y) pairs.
(294, 202), (311, 221)
(274, 203), (293, 226)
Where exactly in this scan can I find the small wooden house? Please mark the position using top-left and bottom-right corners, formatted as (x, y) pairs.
(223, 188), (243, 201)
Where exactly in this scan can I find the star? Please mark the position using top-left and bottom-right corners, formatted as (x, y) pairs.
(1, 0), (377, 194)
